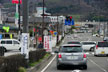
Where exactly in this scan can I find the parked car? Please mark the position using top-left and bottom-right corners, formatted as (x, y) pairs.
(0, 39), (21, 52)
(81, 41), (96, 51)
(94, 41), (108, 56)
(103, 37), (108, 42)
(55, 44), (87, 70)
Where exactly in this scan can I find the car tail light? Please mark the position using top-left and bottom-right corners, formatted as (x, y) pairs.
(96, 45), (98, 49)
(58, 54), (62, 58)
(83, 54), (86, 58)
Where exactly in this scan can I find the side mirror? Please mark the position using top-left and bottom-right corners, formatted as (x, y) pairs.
(54, 51), (59, 53)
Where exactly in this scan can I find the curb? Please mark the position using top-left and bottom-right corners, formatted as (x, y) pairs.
(27, 54), (53, 72)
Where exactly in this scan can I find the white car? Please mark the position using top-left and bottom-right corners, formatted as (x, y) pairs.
(0, 39), (21, 52)
(93, 34), (99, 37)
(94, 41), (108, 56)
(81, 41), (96, 51)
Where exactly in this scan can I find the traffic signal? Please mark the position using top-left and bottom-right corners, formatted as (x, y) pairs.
(66, 16), (72, 21)
(66, 16), (70, 21)
(69, 16), (72, 21)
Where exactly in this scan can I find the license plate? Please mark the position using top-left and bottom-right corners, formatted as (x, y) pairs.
(67, 56), (78, 60)
(101, 51), (105, 54)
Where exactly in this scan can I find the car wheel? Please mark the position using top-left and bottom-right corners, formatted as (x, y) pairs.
(19, 48), (21, 51)
(4, 48), (7, 52)
(0, 47), (7, 52)
(94, 54), (97, 57)
(83, 65), (87, 70)
(90, 47), (94, 51)
(57, 65), (61, 70)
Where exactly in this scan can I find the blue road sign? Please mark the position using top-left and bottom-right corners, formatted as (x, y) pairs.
(0, 34), (2, 39)
(65, 19), (74, 25)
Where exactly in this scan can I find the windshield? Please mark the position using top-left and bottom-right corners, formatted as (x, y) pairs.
(60, 46), (83, 52)
(67, 42), (80, 44)
(82, 42), (96, 45)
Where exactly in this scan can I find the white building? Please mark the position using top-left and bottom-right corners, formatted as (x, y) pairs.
(34, 7), (51, 17)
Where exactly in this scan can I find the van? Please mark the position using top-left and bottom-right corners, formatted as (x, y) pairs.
(94, 42), (108, 56)
(0, 39), (21, 52)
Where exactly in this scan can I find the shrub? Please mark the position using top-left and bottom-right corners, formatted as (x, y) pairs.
(18, 67), (26, 72)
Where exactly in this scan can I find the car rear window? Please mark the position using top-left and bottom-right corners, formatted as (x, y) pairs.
(67, 42), (80, 44)
(60, 46), (83, 52)
(98, 42), (108, 47)
(82, 42), (95, 45)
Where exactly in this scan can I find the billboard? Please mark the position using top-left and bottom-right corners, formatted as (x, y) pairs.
(12, 0), (22, 4)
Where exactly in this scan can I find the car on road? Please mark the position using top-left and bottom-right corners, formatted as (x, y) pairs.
(0, 39), (21, 52)
(93, 34), (99, 37)
(103, 37), (108, 42)
(81, 41), (96, 51)
(55, 44), (87, 70)
(94, 41), (108, 56)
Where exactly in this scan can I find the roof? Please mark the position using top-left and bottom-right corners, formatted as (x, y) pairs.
(0, 24), (18, 30)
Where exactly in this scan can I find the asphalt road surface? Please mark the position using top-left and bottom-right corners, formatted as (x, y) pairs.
(42, 33), (108, 72)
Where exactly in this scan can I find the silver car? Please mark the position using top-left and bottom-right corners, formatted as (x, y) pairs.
(55, 44), (87, 70)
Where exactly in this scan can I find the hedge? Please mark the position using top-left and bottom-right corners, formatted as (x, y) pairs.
(0, 49), (46, 72)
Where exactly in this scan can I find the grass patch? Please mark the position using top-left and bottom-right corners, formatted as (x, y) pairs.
(18, 67), (26, 72)
(29, 53), (50, 67)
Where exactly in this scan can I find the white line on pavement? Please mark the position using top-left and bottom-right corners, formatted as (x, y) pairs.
(88, 57), (107, 72)
(41, 55), (56, 72)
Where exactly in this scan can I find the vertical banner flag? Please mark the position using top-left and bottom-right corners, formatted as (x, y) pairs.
(44, 36), (52, 52)
(21, 33), (29, 59)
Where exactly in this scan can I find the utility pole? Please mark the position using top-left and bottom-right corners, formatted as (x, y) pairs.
(42, 0), (45, 45)
(56, 15), (59, 44)
(103, 22), (105, 38)
(22, 0), (29, 67)
(22, 0), (28, 33)
(18, 0), (21, 40)
(107, 22), (108, 37)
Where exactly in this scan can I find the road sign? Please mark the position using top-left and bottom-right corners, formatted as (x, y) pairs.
(65, 19), (74, 25)
(0, 34), (2, 39)
(43, 29), (48, 36)
(12, 0), (22, 4)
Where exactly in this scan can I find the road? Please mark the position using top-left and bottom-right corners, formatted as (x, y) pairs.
(42, 33), (108, 72)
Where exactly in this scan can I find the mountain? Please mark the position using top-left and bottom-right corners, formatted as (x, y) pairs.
(1, 0), (108, 21)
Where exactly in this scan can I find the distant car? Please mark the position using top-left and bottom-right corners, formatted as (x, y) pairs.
(67, 41), (81, 45)
(94, 41), (108, 56)
(103, 37), (108, 42)
(93, 34), (99, 37)
(0, 39), (21, 52)
(55, 44), (87, 70)
(81, 41), (96, 51)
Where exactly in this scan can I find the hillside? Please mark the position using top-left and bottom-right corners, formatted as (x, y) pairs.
(0, 0), (108, 21)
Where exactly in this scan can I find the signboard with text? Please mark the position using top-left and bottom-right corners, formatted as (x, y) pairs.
(44, 36), (52, 52)
(21, 33), (29, 59)
(12, 0), (22, 4)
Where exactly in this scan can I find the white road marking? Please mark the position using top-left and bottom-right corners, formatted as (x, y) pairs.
(41, 55), (56, 72)
(71, 70), (82, 72)
(88, 57), (107, 72)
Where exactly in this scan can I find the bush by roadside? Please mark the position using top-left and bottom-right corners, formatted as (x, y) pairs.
(0, 49), (47, 72)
